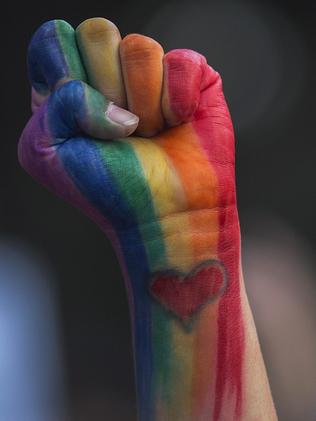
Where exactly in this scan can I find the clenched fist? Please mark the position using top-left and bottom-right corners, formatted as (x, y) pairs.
(18, 18), (276, 421)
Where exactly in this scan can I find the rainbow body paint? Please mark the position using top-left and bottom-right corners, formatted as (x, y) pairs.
(19, 19), (246, 421)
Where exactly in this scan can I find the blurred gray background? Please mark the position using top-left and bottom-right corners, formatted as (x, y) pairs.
(1, 0), (315, 420)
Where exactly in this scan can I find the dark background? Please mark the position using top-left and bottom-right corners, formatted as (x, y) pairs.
(1, 0), (315, 420)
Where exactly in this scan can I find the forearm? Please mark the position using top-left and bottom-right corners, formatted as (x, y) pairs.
(113, 208), (277, 421)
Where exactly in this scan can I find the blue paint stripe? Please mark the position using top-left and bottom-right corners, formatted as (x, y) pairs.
(28, 20), (70, 93)
(56, 137), (153, 420)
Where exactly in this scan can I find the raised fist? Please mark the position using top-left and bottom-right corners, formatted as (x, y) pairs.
(18, 18), (272, 421)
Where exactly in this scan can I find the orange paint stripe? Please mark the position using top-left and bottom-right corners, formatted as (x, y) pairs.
(120, 34), (164, 137)
(156, 124), (220, 263)
(155, 124), (218, 211)
(156, 123), (220, 417)
(189, 209), (219, 262)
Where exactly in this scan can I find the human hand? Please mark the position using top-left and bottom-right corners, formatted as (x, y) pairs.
(18, 18), (276, 421)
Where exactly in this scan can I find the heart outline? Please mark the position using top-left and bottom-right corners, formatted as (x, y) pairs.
(149, 259), (229, 327)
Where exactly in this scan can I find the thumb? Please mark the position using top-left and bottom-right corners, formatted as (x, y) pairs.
(47, 80), (139, 142)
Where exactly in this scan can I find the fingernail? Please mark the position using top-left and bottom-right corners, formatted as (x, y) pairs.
(106, 103), (139, 126)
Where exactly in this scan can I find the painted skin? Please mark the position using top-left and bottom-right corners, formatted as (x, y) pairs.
(19, 18), (277, 421)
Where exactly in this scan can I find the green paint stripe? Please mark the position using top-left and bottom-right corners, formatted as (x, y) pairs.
(97, 140), (174, 407)
(76, 31), (98, 88)
(152, 304), (174, 406)
(55, 20), (87, 82)
(97, 139), (166, 267)
(84, 84), (113, 136)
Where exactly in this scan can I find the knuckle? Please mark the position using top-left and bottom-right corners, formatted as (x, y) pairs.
(165, 49), (205, 66)
(55, 80), (85, 109)
(30, 20), (72, 47)
(76, 18), (119, 42)
(120, 34), (163, 62)
(28, 20), (76, 92)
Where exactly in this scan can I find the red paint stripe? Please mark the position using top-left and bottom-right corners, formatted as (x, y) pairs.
(193, 90), (245, 419)
(164, 48), (245, 418)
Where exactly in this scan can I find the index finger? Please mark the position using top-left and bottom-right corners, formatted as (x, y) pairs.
(28, 20), (87, 96)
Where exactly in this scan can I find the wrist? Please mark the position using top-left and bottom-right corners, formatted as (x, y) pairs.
(118, 206), (241, 274)
(110, 205), (243, 421)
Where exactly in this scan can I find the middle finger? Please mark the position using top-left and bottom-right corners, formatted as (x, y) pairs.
(76, 18), (126, 108)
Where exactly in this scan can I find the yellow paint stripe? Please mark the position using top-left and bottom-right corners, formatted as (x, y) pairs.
(128, 136), (194, 272)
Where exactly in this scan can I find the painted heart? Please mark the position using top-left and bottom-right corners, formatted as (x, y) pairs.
(150, 259), (228, 322)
